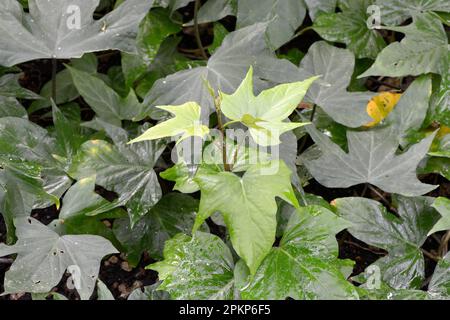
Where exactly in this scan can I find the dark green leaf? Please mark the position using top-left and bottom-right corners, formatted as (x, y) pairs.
(313, 0), (386, 59)
(148, 232), (235, 300)
(238, 205), (358, 299)
(359, 13), (448, 78)
(301, 125), (438, 196)
(113, 193), (207, 265)
(334, 196), (440, 289)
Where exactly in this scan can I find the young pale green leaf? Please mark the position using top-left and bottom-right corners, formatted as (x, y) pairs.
(148, 232), (235, 300)
(193, 160), (299, 275)
(0, 0), (154, 66)
(236, 0), (307, 49)
(313, 0), (386, 59)
(301, 125), (438, 196)
(297, 41), (374, 128)
(220, 67), (317, 146)
(376, 0), (450, 25)
(0, 217), (118, 300)
(69, 124), (167, 226)
(113, 193), (206, 266)
(129, 102), (209, 144)
(238, 205), (358, 300)
(428, 197), (450, 235)
(359, 13), (448, 78)
(334, 196), (440, 289)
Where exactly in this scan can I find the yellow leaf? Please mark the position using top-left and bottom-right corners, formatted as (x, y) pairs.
(437, 126), (450, 139)
(365, 92), (402, 127)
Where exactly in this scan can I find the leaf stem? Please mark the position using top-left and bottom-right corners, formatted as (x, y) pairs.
(343, 240), (385, 255)
(422, 249), (440, 262)
(372, 77), (401, 90)
(367, 185), (394, 211)
(51, 58), (57, 101)
(214, 98), (231, 172)
(298, 104), (317, 153)
(223, 120), (240, 128)
(439, 231), (450, 257)
(293, 26), (314, 39)
(193, 0), (208, 60)
(0, 258), (13, 264)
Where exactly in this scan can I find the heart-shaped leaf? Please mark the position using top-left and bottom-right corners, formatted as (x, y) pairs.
(148, 232), (235, 300)
(193, 160), (299, 275)
(238, 205), (358, 299)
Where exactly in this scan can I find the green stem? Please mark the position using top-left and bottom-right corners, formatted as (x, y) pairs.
(214, 98), (230, 172)
(223, 120), (240, 128)
(298, 104), (317, 153)
(293, 26), (314, 39)
(193, 0), (208, 60)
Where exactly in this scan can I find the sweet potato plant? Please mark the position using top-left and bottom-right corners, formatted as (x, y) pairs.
(0, 0), (449, 300)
